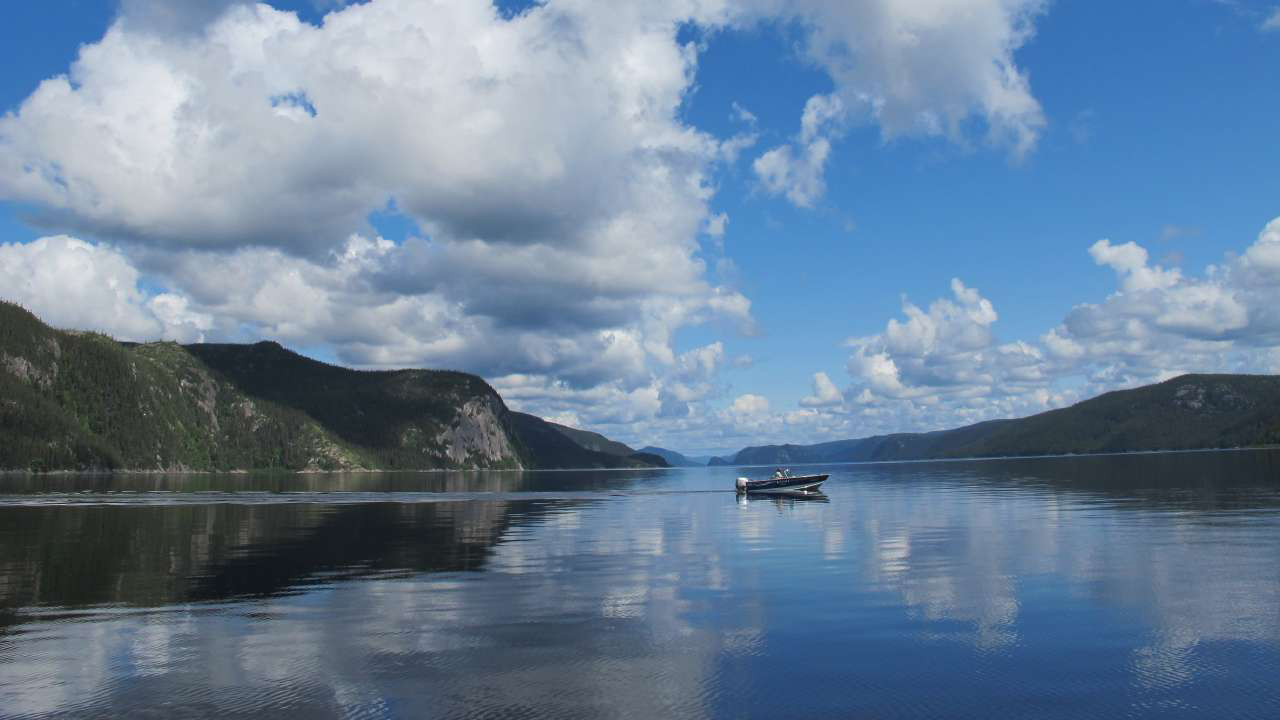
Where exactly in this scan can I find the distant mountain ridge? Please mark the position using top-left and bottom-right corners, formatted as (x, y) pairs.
(636, 446), (703, 467)
(9, 302), (1276, 472)
(0, 302), (662, 472)
(549, 422), (634, 457)
(714, 375), (1280, 465)
(542, 419), (669, 467)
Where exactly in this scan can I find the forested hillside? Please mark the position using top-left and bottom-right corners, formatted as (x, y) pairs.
(724, 375), (1280, 465)
(0, 302), (662, 472)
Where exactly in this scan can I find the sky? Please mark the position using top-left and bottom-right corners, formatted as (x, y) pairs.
(0, 0), (1278, 456)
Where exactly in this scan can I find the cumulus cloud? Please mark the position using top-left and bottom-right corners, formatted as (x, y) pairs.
(1, 2), (741, 255)
(1088, 239), (1181, 292)
(752, 141), (829, 208)
(618, 217), (1280, 450)
(749, 0), (1048, 206)
(825, 277), (1059, 432)
(786, 0), (1048, 155)
(713, 393), (775, 439)
(1243, 217), (1280, 272)
(0, 236), (209, 341)
(0, 229), (756, 452)
(753, 93), (842, 206)
(1043, 219), (1280, 376)
(730, 393), (770, 416)
(0, 0), (1048, 451)
(0, 1), (768, 442)
(772, 217), (1280, 439)
(800, 371), (843, 408)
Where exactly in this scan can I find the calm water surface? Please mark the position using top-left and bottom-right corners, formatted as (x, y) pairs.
(2, 451), (1279, 718)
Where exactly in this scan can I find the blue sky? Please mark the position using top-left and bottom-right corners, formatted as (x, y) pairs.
(1, 0), (1278, 454)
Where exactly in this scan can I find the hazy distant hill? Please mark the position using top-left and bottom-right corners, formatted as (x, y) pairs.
(0, 302), (663, 472)
(636, 446), (703, 467)
(723, 375), (1280, 465)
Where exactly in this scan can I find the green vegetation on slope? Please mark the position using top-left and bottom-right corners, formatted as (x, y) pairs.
(183, 341), (521, 470)
(0, 302), (662, 472)
(548, 421), (635, 456)
(508, 413), (665, 469)
(728, 374), (1280, 465)
(1, 304), (359, 472)
(547, 422), (669, 467)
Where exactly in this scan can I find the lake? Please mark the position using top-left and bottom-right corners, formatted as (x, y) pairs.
(2, 450), (1279, 718)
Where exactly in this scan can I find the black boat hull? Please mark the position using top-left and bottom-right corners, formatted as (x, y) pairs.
(736, 474), (828, 494)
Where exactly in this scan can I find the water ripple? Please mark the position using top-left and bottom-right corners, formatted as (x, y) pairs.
(1, 453), (1279, 718)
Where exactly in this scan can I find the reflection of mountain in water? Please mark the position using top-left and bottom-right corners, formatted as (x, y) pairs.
(0, 467), (666, 496)
(0, 470), (656, 615)
(1, 454), (1279, 718)
(863, 449), (1280, 516)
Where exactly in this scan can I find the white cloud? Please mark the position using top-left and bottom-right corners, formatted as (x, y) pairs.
(753, 94), (841, 207)
(800, 371), (843, 408)
(626, 216), (1280, 451)
(1089, 239), (1180, 292)
(1263, 8), (1280, 31)
(1243, 217), (1280, 272)
(784, 0), (1048, 156)
(885, 279), (998, 358)
(0, 236), (207, 342)
(26, 219), (1271, 454)
(706, 212), (729, 238)
(791, 217), (1280, 437)
(752, 140), (830, 208)
(1, 2), (741, 256)
(0, 0), (763, 443)
(748, 0), (1048, 206)
(829, 277), (1056, 432)
(0, 0), (1208, 454)
(729, 393), (770, 416)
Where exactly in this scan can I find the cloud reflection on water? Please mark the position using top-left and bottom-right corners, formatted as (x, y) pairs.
(0, 452), (1278, 717)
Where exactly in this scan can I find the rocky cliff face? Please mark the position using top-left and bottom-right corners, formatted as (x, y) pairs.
(434, 396), (522, 468)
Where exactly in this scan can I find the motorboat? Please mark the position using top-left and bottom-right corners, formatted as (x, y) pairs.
(735, 468), (828, 495)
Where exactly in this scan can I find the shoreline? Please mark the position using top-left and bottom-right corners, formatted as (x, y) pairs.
(3, 444), (1277, 477)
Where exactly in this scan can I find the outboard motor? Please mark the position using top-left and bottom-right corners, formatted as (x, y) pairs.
(736, 477), (749, 493)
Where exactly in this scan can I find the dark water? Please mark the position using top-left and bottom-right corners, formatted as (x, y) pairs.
(2, 451), (1280, 718)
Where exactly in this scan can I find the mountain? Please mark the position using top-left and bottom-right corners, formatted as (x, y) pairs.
(636, 446), (703, 467)
(550, 422), (635, 456)
(721, 374), (1280, 465)
(508, 413), (665, 469)
(540, 421), (668, 467)
(0, 302), (663, 472)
